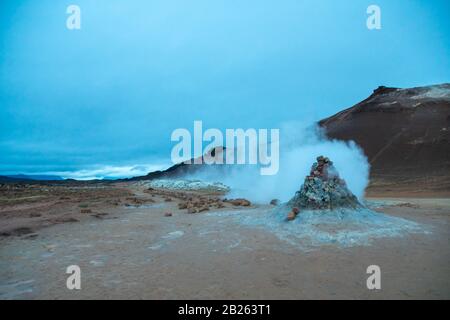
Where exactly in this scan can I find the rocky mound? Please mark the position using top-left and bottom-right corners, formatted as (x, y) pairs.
(288, 156), (361, 213)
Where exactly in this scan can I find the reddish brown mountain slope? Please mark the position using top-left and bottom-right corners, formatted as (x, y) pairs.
(319, 84), (450, 195)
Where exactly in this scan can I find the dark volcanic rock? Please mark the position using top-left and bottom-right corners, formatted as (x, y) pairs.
(126, 146), (228, 181)
(288, 156), (361, 210)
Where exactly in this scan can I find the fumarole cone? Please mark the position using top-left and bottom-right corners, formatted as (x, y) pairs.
(287, 156), (362, 211)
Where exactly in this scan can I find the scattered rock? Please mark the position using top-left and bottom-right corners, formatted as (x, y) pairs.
(270, 199), (280, 206)
(178, 202), (188, 209)
(55, 217), (79, 223)
(91, 213), (108, 219)
(229, 198), (251, 207)
(11, 227), (34, 236)
(395, 202), (420, 209)
(126, 197), (145, 205)
(23, 233), (39, 240)
(187, 208), (197, 214)
(164, 212), (173, 217)
(44, 244), (57, 252)
(286, 207), (300, 221)
(29, 213), (42, 218)
(286, 211), (297, 221)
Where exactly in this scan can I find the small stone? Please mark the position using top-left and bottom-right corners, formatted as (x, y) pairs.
(287, 211), (296, 221)
(270, 199), (280, 206)
(187, 208), (197, 214)
(164, 212), (172, 217)
(230, 199), (251, 206)
(178, 203), (188, 209)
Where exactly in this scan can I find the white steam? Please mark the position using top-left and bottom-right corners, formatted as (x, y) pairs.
(187, 122), (370, 203)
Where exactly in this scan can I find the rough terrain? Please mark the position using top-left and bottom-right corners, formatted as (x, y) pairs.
(0, 182), (449, 299)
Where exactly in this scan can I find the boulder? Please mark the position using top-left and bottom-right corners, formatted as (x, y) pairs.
(270, 199), (280, 206)
(229, 198), (251, 207)
(286, 211), (297, 221)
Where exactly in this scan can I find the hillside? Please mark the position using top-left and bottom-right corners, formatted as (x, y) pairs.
(319, 84), (450, 194)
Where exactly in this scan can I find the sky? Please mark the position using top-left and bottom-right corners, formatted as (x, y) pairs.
(0, 0), (449, 179)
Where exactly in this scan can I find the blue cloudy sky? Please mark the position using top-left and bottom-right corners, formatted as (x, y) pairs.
(0, 0), (449, 179)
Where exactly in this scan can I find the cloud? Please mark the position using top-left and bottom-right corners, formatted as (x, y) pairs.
(20, 164), (168, 180)
(1, 1), (447, 175)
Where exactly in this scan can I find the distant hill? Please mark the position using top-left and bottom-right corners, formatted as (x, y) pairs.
(319, 84), (450, 193)
(127, 147), (229, 181)
(1, 174), (64, 181)
(0, 175), (26, 183)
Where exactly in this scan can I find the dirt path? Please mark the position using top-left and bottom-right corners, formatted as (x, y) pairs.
(0, 192), (449, 299)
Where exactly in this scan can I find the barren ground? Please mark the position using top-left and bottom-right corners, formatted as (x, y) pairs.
(0, 182), (449, 299)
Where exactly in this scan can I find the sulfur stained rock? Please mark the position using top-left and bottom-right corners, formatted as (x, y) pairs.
(286, 207), (300, 221)
(229, 199), (251, 207)
(287, 211), (297, 221)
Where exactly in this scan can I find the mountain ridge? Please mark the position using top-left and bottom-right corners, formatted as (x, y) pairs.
(132, 83), (450, 192)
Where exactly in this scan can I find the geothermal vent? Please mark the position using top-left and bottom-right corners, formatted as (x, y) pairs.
(288, 156), (362, 212)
